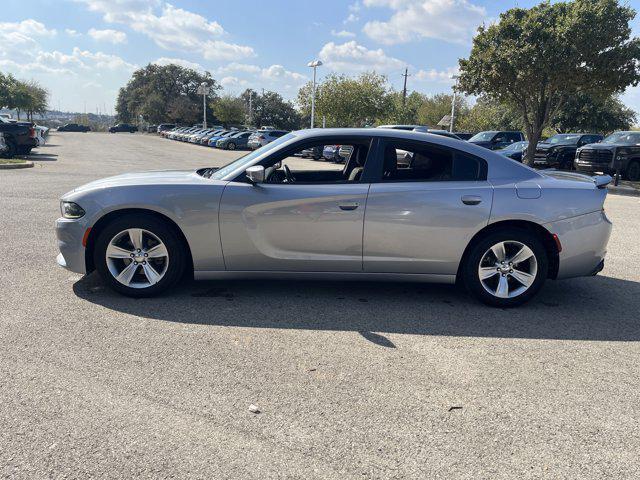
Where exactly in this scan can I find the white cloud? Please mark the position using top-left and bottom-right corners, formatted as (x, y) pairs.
(88, 28), (127, 44)
(344, 13), (360, 24)
(152, 57), (205, 71)
(362, 0), (486, 45)
(331, 29), (356, 38)
(0, 19), (57, 54)
(215, 63), (306, 83)
(414, 66), (459, 83)
(75, 0), (255, 60)
(65, 29), (81, 37)
(318, 41), (405, 73)
(220, 76), (249, 89)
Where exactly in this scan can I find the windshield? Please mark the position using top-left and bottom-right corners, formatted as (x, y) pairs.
(210, 133), (296, 180)
(501, 141), (528, 151)
(602, 132), (640, 145)
(544, 134), (581, 145)
(469, 131), (496, 142)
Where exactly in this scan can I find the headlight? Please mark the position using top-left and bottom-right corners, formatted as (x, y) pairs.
(61, 201), (85, 219)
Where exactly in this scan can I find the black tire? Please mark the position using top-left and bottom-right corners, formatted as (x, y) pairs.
(93, 214), (186, 297)
(227, 142), (236, 150)
(625, 160), (640, 182)
(462, 228), (548, 307)
(1, 140), (17, 159)
(17, 146), (32, 155)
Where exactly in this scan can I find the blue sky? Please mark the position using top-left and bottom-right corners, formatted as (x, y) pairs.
(1, 0), (640, 114)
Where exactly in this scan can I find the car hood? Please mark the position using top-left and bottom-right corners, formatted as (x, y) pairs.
(65, 170), (204, 196)
(580, 143), (615, 151)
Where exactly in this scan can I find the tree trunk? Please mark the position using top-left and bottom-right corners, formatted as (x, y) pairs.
(523, 128), (543, 166)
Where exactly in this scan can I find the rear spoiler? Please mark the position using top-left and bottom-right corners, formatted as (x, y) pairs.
(594, 175), (612, 189)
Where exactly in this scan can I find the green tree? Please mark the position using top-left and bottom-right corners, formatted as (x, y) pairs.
(297, 72), (392, 127)
(550, 92), (636, 134)
(458, 0), (640, 165)
(116, 63), (220, 124)
(240, 89), (302, 130)
(213, 95), (246, 126)
(380, 91), (426, 125)
(456, 96), (522, 133)
(416, 93), (469, 129)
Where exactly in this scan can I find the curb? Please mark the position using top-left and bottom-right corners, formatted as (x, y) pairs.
(0, 160), (34, 170)
(608, 185), (640, 197)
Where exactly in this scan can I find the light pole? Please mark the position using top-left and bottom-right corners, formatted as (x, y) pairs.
(197, 82), (209, 128)
(307, 60), (323, 128)
(449, 75), (459, 133)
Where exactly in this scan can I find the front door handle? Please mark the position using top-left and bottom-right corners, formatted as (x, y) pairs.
(339, 203), (359, 211)
(461, 195), (482, 206)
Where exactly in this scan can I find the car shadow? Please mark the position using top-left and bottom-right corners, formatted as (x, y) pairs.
(27, 151), (58, 161)
(72, 273), (640, 343)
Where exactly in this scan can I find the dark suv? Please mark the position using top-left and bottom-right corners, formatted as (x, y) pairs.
(468, 131), (525, 150)
(58, 123), (90, 132)
(574, 131), (640, 181)
(533, 133), (603, 170)
(109, 123), (138, 133)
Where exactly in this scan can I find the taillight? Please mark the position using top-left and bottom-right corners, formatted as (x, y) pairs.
(258, 135), (265, 140)
(29, 127), (36, 138)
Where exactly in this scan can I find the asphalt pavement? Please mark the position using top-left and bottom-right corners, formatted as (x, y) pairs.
(1, 132), (639, 479)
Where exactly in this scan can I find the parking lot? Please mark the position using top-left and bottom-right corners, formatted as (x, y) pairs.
(2, 132), (640, 479)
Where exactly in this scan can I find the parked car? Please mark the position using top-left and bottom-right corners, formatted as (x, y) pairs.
(207, 131), (237, 147)
(247, 129), (289, 149)
(0, 116), (37, 157)
(157, 124), (176, 134)
(109, 123), (138, 133)
(34, 125), (48, 147)
(188, 129), (214, 143)
(454, 132), (474, 141)
(199, 129), (225, 145)
(216, 131), (253, 150)
(301, 145), (323, 160)
(338, 145), (354, 163)
(574, 131), (640, 181)
(468, 131), (525, 150)
(497, 141), (529, 162)
(56, 128), (613, 308)
(533, 133), (603, 170)
(322, 145), (342, 161)
(58, 123), (90, 132)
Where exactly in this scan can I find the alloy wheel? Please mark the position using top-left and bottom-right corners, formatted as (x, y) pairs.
(105, 228), (169, 288)
(478, 240), (538, 299)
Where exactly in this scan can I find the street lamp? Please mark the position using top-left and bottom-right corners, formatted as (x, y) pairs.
(307, 60), (323, 128)
(449, 75), (460, 133)
(197, 82), (209, 128)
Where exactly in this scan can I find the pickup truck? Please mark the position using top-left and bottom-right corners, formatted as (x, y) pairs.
(574, 131), (640, 181)
(58, 123), (91, 132)
(0, 116), (37, 158)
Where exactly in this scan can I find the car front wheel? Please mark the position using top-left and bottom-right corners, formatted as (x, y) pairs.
(462, 229), (548, 307)
(94, 215), (186, 297)
(227, 142), (236, 150)
(626, 161), (640, 182)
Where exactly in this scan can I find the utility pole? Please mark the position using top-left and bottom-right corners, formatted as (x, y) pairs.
(307, 60), (323, 128)
(450, 75), (459, 133)
(248, 90), (254, 127)
(197, 82), (209, 128)
(401, 67), (410, 105)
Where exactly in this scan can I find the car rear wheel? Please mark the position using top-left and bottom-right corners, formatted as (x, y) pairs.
(1, 140), (17, 158)
(94, 215), (186, 297)
(462, 228), (548, 307)
(227, 142), (236, 150)
(626, 160), (640, 182)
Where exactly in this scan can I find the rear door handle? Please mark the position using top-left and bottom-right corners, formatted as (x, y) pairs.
(461, 195), (482, 206)
(339, 203), (359, 211)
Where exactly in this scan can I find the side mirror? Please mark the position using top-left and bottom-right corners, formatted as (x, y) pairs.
(246, 165), (265, 184)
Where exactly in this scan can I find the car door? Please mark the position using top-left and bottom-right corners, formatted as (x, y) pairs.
(363, 139), (493, 275)
(218, 137), (374, 272)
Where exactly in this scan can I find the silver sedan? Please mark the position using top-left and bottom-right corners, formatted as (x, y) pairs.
(56, 128), (612, 307)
